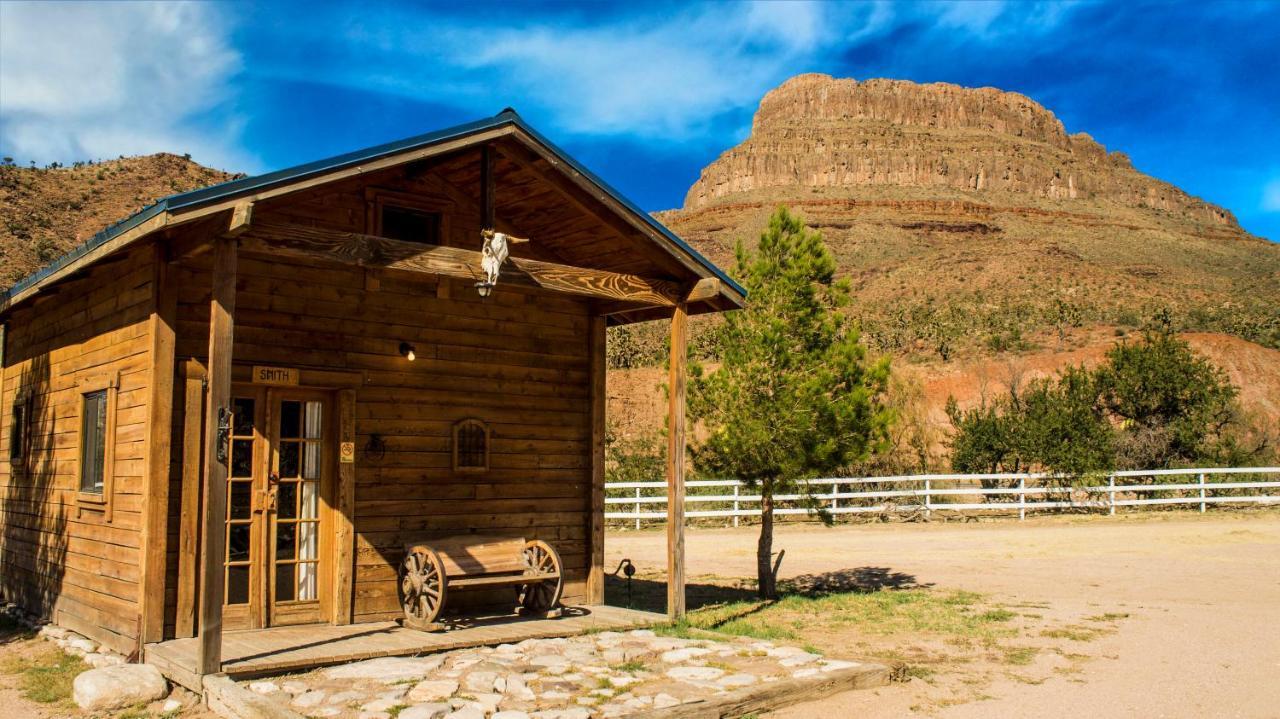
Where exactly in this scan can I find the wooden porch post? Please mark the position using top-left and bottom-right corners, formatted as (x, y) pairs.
(586, 316), (606, 604)
(666, 302), (688, 619)
(140, 243), (177, 645)
(197, 234), (237, 675)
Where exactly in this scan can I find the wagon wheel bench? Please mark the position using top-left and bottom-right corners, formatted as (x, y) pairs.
(398, 535), (564, 631)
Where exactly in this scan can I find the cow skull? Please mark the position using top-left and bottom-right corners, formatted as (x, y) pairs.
(477, 228), (530, 296)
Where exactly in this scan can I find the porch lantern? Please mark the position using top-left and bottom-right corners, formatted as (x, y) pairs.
(399, 342), (416, 361)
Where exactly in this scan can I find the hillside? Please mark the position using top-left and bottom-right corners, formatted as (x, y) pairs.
(656, 74), (1280, 359)
(0, 154), (239, 288)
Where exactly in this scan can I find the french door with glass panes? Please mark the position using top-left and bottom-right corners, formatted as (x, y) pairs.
(224, 387), (332, 629)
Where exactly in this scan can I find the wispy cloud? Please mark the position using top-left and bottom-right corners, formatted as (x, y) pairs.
(0, 1), (251, 169)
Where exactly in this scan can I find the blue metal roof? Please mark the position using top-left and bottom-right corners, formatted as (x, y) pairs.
(2, 109), (744, 306)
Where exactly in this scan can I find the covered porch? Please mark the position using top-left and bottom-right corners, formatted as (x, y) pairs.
(146, 604), (663, 692)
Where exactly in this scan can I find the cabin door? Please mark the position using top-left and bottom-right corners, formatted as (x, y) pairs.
(224, 386), (332, 630)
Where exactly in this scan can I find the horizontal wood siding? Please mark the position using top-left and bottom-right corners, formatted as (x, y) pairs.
(0, 246), (155, 655)
(171, 179), (595, 625)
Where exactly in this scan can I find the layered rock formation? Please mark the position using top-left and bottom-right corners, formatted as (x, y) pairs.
(686, 74), (1236, 226)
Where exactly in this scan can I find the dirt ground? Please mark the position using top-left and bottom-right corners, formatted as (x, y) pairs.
(606, 510), (1280, 718)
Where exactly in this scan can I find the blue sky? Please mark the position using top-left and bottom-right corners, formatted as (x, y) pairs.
(1, 1), (1278, 239)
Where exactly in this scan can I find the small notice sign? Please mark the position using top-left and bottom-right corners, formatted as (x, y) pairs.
(253, 365), (299, 386)
(340, 442), (356, 463)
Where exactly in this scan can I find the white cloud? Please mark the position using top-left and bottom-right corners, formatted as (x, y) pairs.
(0, 1), (252, 170)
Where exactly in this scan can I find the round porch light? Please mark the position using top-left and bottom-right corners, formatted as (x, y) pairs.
(475, 281), (494, 298)
(399, 342), (416, 361)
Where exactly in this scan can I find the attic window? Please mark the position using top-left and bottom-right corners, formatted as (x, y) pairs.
(452, 419), (489, 473)
(380, 205), (441, 245)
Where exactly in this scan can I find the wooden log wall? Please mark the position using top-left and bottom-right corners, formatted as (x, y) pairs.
(167, 171), (597, 626)
(0, 244), (156, 655)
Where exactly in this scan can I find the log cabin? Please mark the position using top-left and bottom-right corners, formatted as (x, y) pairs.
(0, 110), (744, 677)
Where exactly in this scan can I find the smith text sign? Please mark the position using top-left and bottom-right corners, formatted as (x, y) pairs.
(252, 366), (300, 386)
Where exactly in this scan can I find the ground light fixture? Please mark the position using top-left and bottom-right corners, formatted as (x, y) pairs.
(399, 342), (416, 361)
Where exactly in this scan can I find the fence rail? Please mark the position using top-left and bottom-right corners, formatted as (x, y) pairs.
(605, 467), (1280, 526)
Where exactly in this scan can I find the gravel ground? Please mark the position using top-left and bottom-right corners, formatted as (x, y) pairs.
(607, 509), (1280, 718)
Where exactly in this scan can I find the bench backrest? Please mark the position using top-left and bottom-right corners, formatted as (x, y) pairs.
(406, 535), (527, 577)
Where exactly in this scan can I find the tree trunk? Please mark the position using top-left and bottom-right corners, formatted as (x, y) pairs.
(757, 489), (776, 600)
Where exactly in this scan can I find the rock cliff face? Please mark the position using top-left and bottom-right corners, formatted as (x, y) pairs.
(686, 74), (1236, 226)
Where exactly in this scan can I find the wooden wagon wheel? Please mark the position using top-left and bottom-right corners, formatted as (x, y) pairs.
(518, 539), (563, 612)
(400, 547), (447, 625)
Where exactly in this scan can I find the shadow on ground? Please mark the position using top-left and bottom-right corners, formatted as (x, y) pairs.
(606, 566), (930, 615)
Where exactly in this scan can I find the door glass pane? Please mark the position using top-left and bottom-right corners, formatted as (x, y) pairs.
(231, 439), (253, 477)
(279, 401), (301, 439)
(276, 524), (296, 560)
(303, 401), (322, 439)
(232, 397), (255, 435)
(277, 482), (297, 519)
(227, 565), (249, 605)
(303, 442), (321, 479)
(299, 521), (317, 561)
(228, 524), (251, 562)
(275, 564), (295, 601)
(298, 562), (317, 601)
(279, 442), (300, 478)
(301, 482), (318, 519)
(230, 481), (252, 520)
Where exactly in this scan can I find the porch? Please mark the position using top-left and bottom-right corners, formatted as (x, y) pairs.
(146, 604), (663, 692)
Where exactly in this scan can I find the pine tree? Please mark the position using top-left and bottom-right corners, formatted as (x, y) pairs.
(688, 207), (893, 599)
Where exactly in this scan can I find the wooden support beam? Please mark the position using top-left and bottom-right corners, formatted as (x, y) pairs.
(239, 221), (684, 307)
(595, 277), (725, 317)
(197, 236), (236, 675)
(586, 316), (607, 604)
(333, 388), (357, 625)
(175, 360), (206, 639)
(226, 201), (254, 237)
(666, 302), (688, 619)
(139, 243), (177, 645)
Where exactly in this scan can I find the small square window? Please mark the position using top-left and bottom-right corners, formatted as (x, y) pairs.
(380, 205), (441, 245)
(9, 397), (28, 462)
(80, 390), (108, 494)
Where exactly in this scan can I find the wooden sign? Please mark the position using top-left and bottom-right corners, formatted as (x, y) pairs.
(252, 365), (299, 386)
(340, 442), (356, 464)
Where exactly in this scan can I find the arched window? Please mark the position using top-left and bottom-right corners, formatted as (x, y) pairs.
(452, 419), (489, 472)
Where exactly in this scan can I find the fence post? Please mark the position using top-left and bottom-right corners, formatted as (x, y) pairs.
(1199, 473), (1206, 513)
(924, 477), (932, 520)
(831, 480), (839, 513)
(733, 483), (740, 528)
(1018, 476), (1026, 521)
(635, 486), (642, 531)
(1109, 474), (1116, 516)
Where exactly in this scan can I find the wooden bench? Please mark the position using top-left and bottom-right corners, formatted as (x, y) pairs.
(398, 535), (563, 630)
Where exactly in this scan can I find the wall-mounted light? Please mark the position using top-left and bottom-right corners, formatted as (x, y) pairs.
(475, 281), (494, 298)
(399, 342), (416, 361)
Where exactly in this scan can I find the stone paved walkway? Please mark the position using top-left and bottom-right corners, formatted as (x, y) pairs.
(241, 629), (864, 719)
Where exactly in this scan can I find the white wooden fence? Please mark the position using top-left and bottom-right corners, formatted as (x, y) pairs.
(605, 467), (1280, 527)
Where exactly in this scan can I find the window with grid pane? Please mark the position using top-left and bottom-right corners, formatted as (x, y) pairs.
(453, 419), (489, 472)
(79, 390), (107, 493)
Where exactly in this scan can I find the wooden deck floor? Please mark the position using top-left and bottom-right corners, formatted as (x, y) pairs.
(146, 605), (664, 691)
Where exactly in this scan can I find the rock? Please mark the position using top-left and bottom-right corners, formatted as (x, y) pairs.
(161, 698), (184, 713)
(407, 678), (458, 702)
(72, 664), (169, 712)
(328, 689), (365, 705)
(281, 681), (309, 694)
(666, 666), (725, 682)
(462, 670), (498, 693)
(65, 637), (98, 654)
(363, 697), (403, 712)
(398, 703), (452, 719)
(779, 652), (822, 667)
(628, 629), (656, 638)
(443, 706), (486, 719)
(310, 708), (340, 717)
(38, 625), (70, 640)
(660, 647), (712, 663)
(324, 655), (444, 682)
(360, 713), (392, 719)
(717, 673), (757, 688)
(792, 668), (819, 678)
(83, 653), (125, 668)
(293, 690), (327, 708)
(653, 693), (681, 708)
(248, 680), (279, 694)
(493, 711), (530, 719)
(819, 659), (860, 672)
(467, 692), (503, 712)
